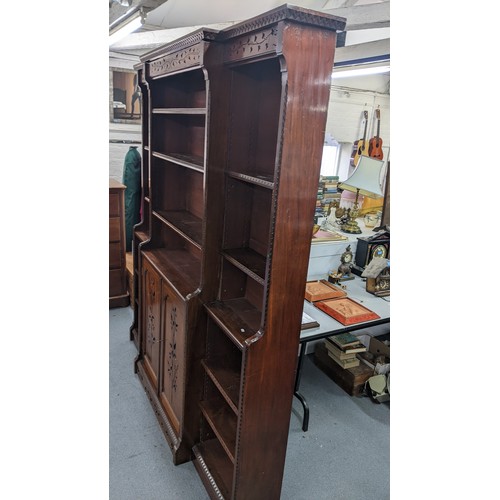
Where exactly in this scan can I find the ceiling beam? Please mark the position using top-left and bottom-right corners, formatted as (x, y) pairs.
(109, 0), (169, 26)
(323, 2), (390, 30)
(110, 22), (235, 51)
(110, 1), (389, 52)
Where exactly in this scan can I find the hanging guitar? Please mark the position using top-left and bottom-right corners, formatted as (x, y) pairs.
(350, 110), (369, 168)
(369, 108), (384, 160)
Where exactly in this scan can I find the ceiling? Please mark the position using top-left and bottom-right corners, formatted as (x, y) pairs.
(109, 0), (390, 59)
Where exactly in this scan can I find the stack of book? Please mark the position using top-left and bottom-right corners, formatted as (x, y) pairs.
(315, 176), (341, 218)
(321, 175), (340, 214)
(324, 332), (367, 369)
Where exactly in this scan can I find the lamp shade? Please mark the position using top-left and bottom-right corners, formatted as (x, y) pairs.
(338, 155), (384, 199)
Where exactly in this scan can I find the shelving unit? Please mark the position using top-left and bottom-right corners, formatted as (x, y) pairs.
(132, 28), (229, 465)
(131, 5), (346, 498)
(193, 7), (346, 500)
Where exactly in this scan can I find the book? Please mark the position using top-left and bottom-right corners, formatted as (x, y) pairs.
(328, 331), (362, 349)
(325, 338), (367, 357)
(327, 350), (360, 369)
(301, 311), (319, 330)
(324, 341), (358, 360)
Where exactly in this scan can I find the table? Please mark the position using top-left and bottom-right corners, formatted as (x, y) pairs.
(295, 276), (390, 431)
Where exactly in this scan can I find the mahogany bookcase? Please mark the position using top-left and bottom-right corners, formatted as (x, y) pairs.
(130, 5), (346, 498)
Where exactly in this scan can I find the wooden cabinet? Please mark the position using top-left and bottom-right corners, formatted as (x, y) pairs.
(109, 178), (129, 308)
(137, 254), (193, 461)
(132, 5), (346, 498)
(133, 28), (228, 465)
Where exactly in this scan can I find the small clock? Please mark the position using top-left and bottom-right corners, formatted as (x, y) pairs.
(371, 243), (388, 260)
(336, 245), (355, 281)
(355, 231), (390, 270)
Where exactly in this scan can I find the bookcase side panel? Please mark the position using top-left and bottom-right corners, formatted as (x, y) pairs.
(233, 24), (339, 500)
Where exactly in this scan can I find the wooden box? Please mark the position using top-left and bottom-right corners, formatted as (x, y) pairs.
(304, 280), (346, 302)
(313, 342), (373, 396)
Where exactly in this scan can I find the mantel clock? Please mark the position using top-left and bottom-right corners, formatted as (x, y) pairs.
(354, 230), (390, 274)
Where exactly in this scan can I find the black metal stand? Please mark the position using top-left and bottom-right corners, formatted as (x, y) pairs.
(293, 342), (309, 432)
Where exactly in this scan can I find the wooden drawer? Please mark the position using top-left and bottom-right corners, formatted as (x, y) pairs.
(109, 193), (120, 217)
(110, 269), (126, 297)
(109, 217), (121, 242)
(109, 242), (123, 269)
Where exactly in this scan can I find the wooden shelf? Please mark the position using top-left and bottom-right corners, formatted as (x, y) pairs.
(201, 359), (240, 415)
(142, 248), (200, 298)
(152, 107), (207, 115)
(227, 171), (274, 189)
(135, 229), (149, 242)
(167, 153), (204, 170)
(153, 209), (202, 248)
(222, 248), (266, 284)
(199, 400), (237, 463)
(152, 151), (204, 172)
(193, 440), (232, 500)
(205, 300), (259, 349)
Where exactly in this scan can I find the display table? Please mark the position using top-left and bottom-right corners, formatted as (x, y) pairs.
(296, 275), (390, 431)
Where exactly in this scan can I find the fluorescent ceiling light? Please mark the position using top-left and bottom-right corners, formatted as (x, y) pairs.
(332, 65), (390, 79)
(109, 11), (143, 46)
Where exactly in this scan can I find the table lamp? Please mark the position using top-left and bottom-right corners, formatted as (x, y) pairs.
(338, 155), (385, 234)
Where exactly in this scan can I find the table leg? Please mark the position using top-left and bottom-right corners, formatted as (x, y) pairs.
(294, 342), (309, 432)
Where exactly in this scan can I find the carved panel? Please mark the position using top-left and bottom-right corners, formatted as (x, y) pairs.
(143, 262), (161, 385)
(161, 284), (186, 424)
(167, 306), (179, 392)
(149, 45), (202, 77)
(224, 28), (278, 63)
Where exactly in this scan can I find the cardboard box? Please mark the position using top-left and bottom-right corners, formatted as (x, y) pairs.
(369, 336), (390, 358)
(358, 336), (390, 375)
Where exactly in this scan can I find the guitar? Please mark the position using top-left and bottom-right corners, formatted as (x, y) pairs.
(350, 110), (369, 167)
(369, 108), (384, 160)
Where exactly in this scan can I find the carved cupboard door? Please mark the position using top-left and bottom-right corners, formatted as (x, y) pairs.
(142, 259), (162, 389)
(159, 282), (186, 436)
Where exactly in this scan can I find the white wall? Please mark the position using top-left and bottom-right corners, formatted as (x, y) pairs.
(326, 86), (390, 146)
(325, 83), (390, 181)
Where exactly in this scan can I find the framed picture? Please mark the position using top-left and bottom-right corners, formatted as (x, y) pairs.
(110, 68), (142, 123)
